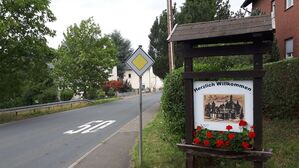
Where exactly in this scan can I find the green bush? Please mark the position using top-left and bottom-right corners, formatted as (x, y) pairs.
(106, 89), (116, 97)
(161, 63), (222, 143)
(37, 86), (58, 103)
(97, 89), (106, 98)
(60, 89), (74, 101)
(263, 58), (299, 119)
(85, 87), (98, 100)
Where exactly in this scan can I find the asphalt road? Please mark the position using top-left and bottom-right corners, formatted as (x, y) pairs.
(0, 92), (161, 168)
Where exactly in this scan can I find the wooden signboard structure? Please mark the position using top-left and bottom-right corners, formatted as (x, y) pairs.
(168, 15), (274, 168)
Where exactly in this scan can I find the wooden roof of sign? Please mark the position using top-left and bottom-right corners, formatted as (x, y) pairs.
(241, 0), (253, 8)
(168, 15), (273, 44)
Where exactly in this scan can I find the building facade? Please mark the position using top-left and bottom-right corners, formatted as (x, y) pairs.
(123, 67), (163, 92)
(242, 0), (299, 59)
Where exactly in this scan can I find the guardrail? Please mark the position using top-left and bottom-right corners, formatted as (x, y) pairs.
(0, 99), (91, 114)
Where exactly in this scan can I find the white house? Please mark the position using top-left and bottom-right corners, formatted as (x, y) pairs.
(123, 66), (163, 91)
(108, 66), (118, 81)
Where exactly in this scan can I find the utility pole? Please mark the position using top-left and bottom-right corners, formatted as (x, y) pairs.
(167, 0), (175, 72)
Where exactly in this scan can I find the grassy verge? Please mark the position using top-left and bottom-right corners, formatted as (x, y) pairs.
(132, 111), (185, 168)
(0, 97), (119, 124)
(132, 111), (299, 168)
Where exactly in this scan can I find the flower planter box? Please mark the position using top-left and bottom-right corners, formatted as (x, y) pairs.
(177, 143), (272, 162)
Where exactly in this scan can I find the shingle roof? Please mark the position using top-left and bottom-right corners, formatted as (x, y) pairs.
(168, 15), (272, 43)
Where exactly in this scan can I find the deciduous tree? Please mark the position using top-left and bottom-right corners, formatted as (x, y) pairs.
(0, 0), (56, 108)
(54, 18), (117, 98)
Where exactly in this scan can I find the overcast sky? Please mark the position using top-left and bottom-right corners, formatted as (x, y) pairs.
(47, 0), (247, 51)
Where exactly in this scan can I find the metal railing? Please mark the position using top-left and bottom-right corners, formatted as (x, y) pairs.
(0, 99), (91, 114)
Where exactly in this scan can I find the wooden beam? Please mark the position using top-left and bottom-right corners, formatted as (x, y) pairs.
(183, 70), (265, 79)
(177, 144), (272, 162)
(184, 56), (195, 168)
(181, 43), (271, 58)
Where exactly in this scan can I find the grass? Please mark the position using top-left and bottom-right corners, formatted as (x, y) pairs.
(132, 112), (185, 168)
(0, 97), (119, 124)
(131, 111), (299, 168)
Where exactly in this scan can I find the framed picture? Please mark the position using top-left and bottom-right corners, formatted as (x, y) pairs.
(194, 81), (253, 132)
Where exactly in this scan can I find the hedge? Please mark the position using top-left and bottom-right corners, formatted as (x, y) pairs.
(263, 58), (299, 119)
(161, 58), (299, 141)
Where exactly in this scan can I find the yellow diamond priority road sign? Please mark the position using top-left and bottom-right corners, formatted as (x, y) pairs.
(126, 46), (154, 77)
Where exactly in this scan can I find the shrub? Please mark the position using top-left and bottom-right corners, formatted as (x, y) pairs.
(119, 80), (132, 93)
(34, 86), (58, 104)
(97, 89), (106, 98)
(263, 58), (299, 119)
(106, 89), (116, 97)
(103, 80), (123, 92)
(85, 87), (98, 100)
(60, 89), (74, 101)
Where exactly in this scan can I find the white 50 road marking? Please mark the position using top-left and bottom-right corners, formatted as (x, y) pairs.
(64, 120), (116, 135)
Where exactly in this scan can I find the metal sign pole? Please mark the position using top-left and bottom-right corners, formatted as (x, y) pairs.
(126, 45), (154, 167)
(139, 76), (143, 166)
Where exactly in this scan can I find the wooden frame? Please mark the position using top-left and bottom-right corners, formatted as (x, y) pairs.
(168, 15), (274, 168)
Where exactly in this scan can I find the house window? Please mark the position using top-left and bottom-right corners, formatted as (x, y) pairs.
(286, 0), (293, 9)
(128, 74), (131, 78)
(285, 38), (294, 59)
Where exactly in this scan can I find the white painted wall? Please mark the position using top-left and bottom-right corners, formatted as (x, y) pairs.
(108, 66), (118, 81)
(123, 67), (163, 91)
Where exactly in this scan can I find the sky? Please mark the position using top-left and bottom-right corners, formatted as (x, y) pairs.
(47, 0), (248, 51)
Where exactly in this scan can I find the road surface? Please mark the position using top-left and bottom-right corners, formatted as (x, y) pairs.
(0, 92), (161, 168)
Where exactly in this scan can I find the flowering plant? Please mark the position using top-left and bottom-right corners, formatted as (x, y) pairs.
(193, 120), (255, 152)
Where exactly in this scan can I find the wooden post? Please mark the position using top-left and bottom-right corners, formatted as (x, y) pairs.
(253, 40), (264, 168)
(184, 43), (195, 168)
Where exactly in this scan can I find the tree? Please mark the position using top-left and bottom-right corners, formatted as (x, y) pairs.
(109, 30), (133, 79)
(148, 10), (169, 79)
(149, 0), (232, 79)
(0, 0), (56, 108)
(54, 18), (117, 98)
(215, 0), (231, 20)
(177, 0), (216, 24)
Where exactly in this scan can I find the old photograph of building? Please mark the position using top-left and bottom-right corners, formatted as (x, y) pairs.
(204, 94), (244, 123)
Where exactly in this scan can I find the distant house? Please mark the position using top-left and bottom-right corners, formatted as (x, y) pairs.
(123, 66), (163, 92)
(108, 66), (118, 81)
(241, 0), (298, 59)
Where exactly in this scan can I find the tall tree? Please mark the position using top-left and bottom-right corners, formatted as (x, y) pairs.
(148, 10), (169, 79)
(149, 0), (232, 79)
(0, 0), (56, 108)
(215, 0), (231, 20)
(109, 30), (133, 79)
(54, 18), (117, 98)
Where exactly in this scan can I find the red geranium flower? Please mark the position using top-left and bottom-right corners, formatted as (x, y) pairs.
(250, 125), (255, 129)
(216, 140), (224, 148)
(193, 131), (197, 136)
(204, 140), (210, 146)
(248, 131), (256, 139)
(239, 120), (247, 127)
(196, 126), (202, 131)
(242, 141), (250, 149)
(193, 138), (200, 145)
(226, 125), (233, 131)
(225, 141), (230, 146)
(228, 133), (235, 140)
(206, 132), (213, 139)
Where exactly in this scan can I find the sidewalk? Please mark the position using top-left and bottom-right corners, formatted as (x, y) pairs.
(69, 102), (160, 168)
